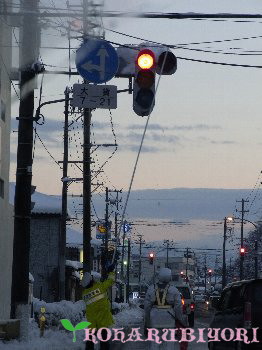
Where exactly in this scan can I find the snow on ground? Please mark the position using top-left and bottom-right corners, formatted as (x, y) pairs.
(0, 320), (86, 350)
(114, 301), (144, 328)
(0, 302), (145, 349)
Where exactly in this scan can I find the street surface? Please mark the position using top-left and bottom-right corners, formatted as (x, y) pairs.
(112, 302), (214, 349)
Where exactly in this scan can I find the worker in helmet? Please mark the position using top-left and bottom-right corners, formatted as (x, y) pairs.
(144, 267), (188, 349)
(82, 263), (115, 350)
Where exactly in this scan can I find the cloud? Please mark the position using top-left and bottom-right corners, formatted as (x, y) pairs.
(119, 144), (165, 153)
(126, 123), (222, 132)
(210, 140), (236, 145)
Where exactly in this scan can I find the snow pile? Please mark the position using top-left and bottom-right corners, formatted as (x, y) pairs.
(114, 302), (144, 328)
(29, 273), (34, 283)
(33, 299), (85, 327)
(0, 320), (86, 350)
(65, 260), (83, 270)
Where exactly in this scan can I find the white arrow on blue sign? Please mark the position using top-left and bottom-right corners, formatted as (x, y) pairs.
(75, 39), (119, 84)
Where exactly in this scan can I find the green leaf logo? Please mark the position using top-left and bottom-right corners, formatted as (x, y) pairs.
(60, 319), (91, 342)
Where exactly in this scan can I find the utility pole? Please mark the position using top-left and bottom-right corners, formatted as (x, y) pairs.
(222, 217), (227, 289)
(11, 0), (40, 339)
(105, 187), (109, 253)
(59, 87), (70, 300)
(137, 234), (145, 292)
(126, 238), (131, 303)
(237, 199), (249, 280)
(214, 254), (218, 285)
(204, 254), (207, 295)
(185, 247), (189, 282)
(82, 0), (92, 274)
(255, 240), (258, 279)
(165, 240), (170, 268)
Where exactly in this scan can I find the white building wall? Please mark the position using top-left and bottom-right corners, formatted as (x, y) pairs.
(0, 3), (13, 319)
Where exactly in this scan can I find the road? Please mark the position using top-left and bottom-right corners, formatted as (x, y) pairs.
(112, 302), (214, 349)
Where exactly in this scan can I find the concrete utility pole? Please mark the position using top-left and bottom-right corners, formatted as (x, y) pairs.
(126, 238), (131, 303)
(11, 0), (40, 339)
(222, 217), (227, 289)
(255, 240), (258, 279)
(165, 240), (170, 268)
(204, 254), (207, 295)
(82, 0), (92, 274)
(60, 88), (70, 300)
(237, 199), (249, 280)
(185, 247), (189, 282)
(137, 234), (145, 291)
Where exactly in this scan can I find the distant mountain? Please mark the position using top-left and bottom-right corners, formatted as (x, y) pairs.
(89, 188), (261, 221)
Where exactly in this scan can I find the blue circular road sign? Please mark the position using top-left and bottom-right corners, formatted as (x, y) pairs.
(75, 39), (119, 84)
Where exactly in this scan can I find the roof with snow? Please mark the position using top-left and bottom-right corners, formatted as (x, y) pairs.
(9, 183), (67, 215)
(66, 226), (102, 248)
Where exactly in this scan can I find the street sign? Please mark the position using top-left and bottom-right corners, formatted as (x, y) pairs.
(75, 39), (119, 83)
(122, 221), (132, 234)
(96, 220), (112, 240)
(71, 84), (117, 109)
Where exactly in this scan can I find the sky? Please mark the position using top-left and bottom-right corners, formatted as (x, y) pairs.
(9, 0), (262, 198)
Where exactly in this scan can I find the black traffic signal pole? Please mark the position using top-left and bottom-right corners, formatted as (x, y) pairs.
(11, 0), (39, 331)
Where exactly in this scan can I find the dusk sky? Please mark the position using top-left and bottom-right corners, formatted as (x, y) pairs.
(10, 0), (262, 197)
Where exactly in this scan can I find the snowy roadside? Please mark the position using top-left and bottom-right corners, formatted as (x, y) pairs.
(0, 319), (86, 350)
(0, 301), (144, 349)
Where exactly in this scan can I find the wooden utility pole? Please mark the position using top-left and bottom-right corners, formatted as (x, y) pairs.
(11, 0), (40, 339)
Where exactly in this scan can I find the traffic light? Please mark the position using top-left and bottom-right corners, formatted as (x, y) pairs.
(133, 49), (156, 116)
(149, 252), (155, 265)
(240, 247), (246, 257)
(208, 269), (212, 277)
(180, 271), (184, 278)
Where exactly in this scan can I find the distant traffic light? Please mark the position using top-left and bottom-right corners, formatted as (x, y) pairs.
(208, 269), (212, 276)
(149, 252), (155, 265)
(133, 49), (156, 116)
(180, 271), (184, 278)
(240, 247), (246, 257)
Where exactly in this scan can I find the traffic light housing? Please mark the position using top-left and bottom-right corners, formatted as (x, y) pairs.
(133, 49), (156, 116)
(208, 269), (212, 277)
(240, 247), (245, 257)
(149, 252), (155, 265)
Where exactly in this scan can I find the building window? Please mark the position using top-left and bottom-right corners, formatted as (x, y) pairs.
(0, 178), (4, 198)
(0, 100), (6, 121)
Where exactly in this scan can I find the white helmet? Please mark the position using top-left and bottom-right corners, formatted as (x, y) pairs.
(158, 268), (172, 283)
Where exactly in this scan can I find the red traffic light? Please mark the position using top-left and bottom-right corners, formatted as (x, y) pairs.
(149, 252), (155, 264)
(240, 247), (246, 256)
(208, 269), (212, 274)
(137, 49), (155, 70)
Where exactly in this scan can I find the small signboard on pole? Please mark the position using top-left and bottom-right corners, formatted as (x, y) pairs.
(71, 84), (117, 109)
(96, 220), (112, 240)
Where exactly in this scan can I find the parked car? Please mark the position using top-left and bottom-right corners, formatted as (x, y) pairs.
(194, 293), (206, 302)
(209, 279), (262, 349)
(173, 283), (195, 327)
